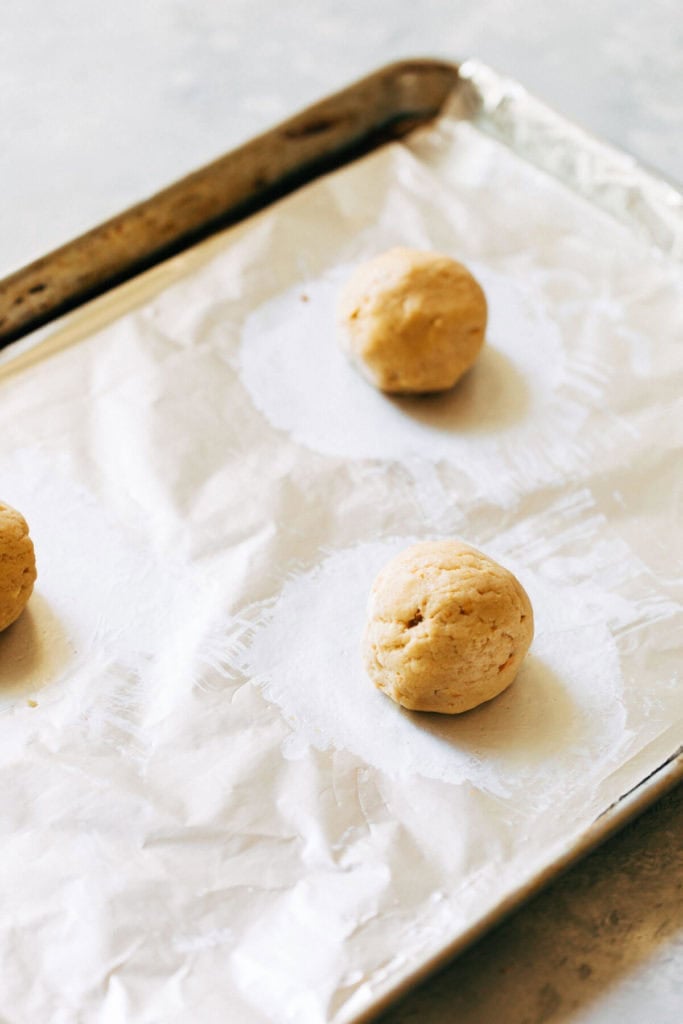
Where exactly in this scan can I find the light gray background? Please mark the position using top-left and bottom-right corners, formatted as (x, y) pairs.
(2, 0), (682, 277)
(3, 2), (682, 1022)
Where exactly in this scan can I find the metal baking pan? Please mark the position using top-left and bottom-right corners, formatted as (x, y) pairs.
(0, 60), (458, 346)
(0, 60), (681, 1023)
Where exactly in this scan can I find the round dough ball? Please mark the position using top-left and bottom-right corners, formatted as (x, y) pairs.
(0, 502), (37, 632)
(364, 540), (533, 714)
(337, 247), (487, 393)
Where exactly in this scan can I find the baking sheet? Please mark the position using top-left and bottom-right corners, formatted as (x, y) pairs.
(0, 61), (682, 1024)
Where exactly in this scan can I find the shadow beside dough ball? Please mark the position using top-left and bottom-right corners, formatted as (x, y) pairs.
(389, 345), (530, 435)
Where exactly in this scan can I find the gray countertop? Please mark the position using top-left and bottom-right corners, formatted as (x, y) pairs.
(4, 3), (682, 1022)
(381, 785), (683, 1024)
(3, 0), (682, 278)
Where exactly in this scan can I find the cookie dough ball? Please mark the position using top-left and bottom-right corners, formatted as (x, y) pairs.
(0, 503), (37, 632)
(364, 540), (533, 714)
(337, 248), (487, 394)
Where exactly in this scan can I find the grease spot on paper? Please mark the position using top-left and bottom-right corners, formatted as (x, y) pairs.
(238, 262), (602, 501)
(0, 452), (210, 720)
(235, 539), (627, 803)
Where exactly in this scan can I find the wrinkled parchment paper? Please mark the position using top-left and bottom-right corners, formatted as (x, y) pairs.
(0, 62), (681, 1024)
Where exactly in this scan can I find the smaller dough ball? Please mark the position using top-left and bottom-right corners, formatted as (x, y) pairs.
(0, 502), (37, 632)
(337, 248), (487, 393)
(364, 540), (533, 714)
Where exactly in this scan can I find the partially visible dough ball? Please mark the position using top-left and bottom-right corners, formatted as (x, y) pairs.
(0, 502), (37, 632)
(364, 540), (533, 714)
(337, 248), (487, 393)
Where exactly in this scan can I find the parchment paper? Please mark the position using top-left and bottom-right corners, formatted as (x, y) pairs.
(0, 62), (681, 1024)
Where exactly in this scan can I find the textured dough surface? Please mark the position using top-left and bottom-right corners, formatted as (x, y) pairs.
(0, 502), (37, 631)
(364, 540), (533, 714)
(337, 248), (487, 393)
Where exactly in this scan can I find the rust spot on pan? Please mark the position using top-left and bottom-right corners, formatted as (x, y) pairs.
(283, 116), (341, 139)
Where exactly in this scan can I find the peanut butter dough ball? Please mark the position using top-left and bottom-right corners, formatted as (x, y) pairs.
(364, 540), (533, 714)
(337, 248), (487, 393)
(0, 502), (37, 632)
